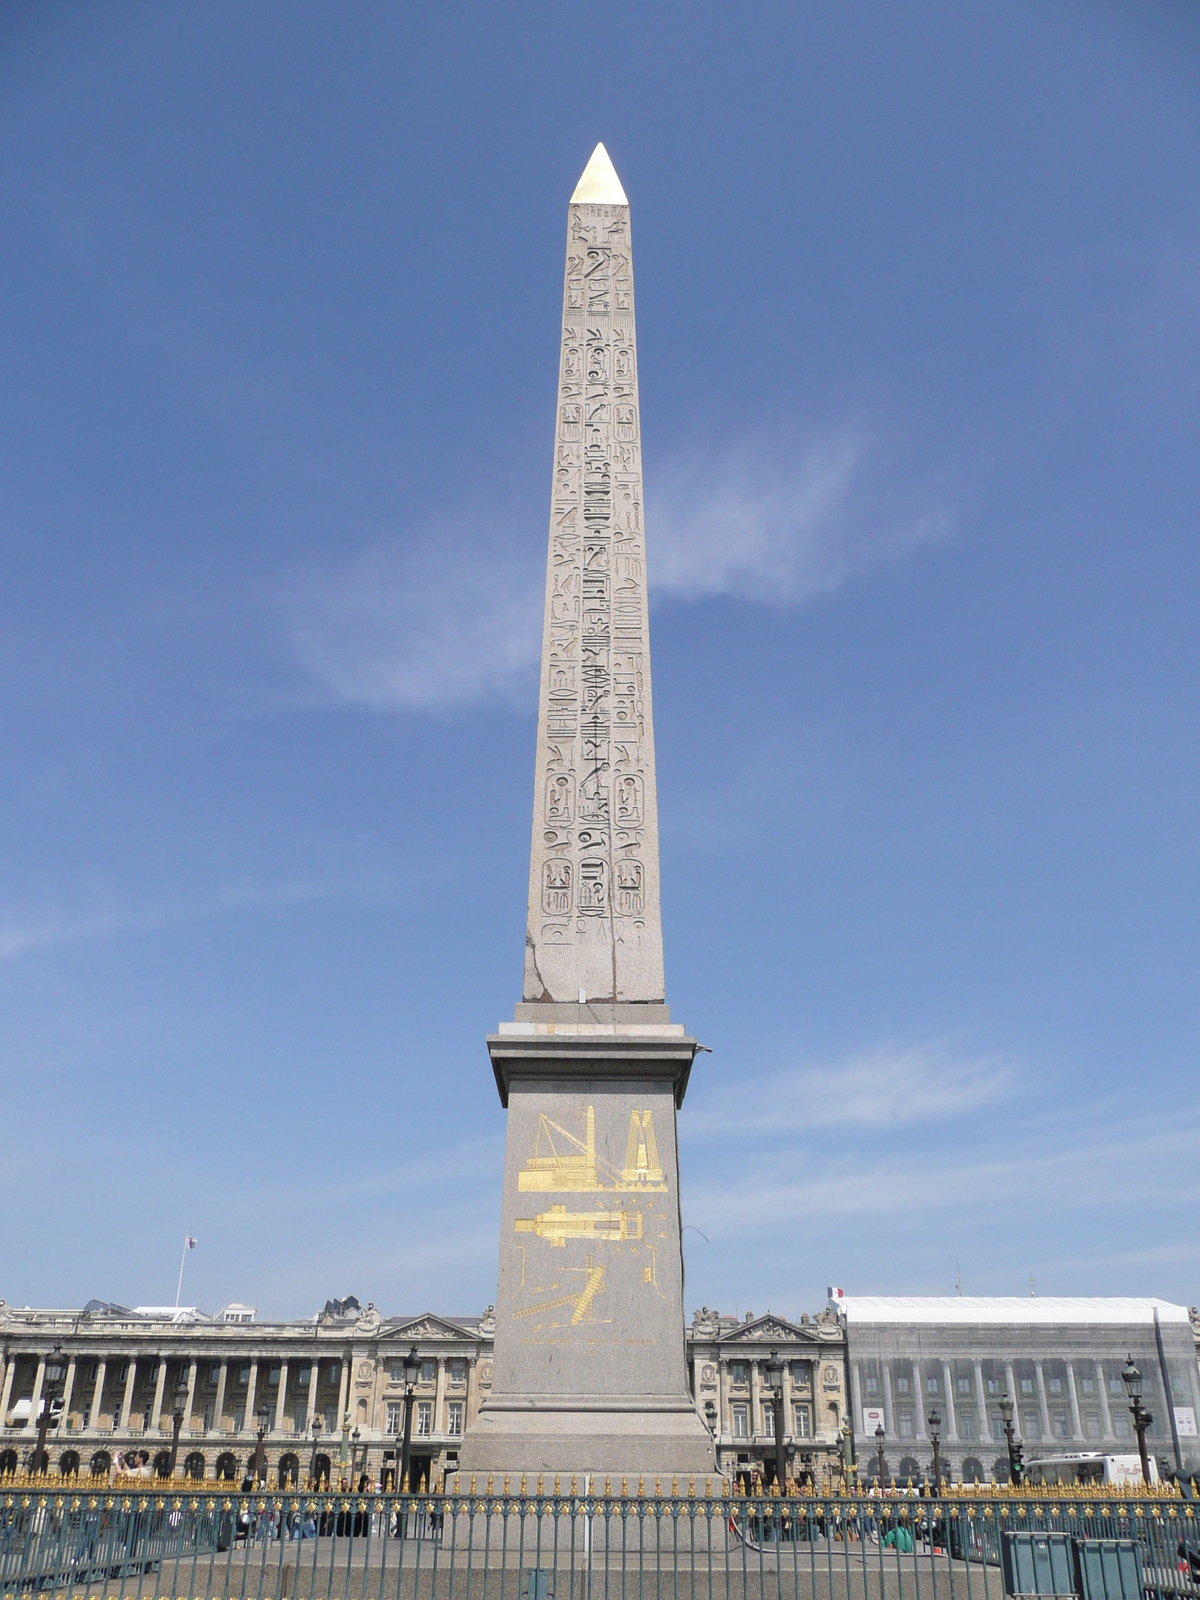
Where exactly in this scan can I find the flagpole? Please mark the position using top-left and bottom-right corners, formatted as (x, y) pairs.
(176, 1237), (188, 1308)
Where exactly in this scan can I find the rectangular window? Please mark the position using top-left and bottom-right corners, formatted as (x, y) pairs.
(88, 1363), (99, 1383)
(957, 1377), (971, 1394)
(1109, 1377), (1123, 1396)
(450, 1361), (467, 1384)
(1114, 1413), (1131, 1439)
(991, 1415), (1004, 1441)
(987, 1378), (1000, 1395)
(416, 1402), (432, 1437)
(386, 1403), (402, 1434)
(447, 1403), (463, 1436)
(389, 1363), (406, 1381)
(420, 1361), (435, 1384)
(117, 1363), (129, 1383)
(238, 1365), (250, 1385)
(203, 1402), (214, 1430)
(297, 1367), (310, 1386)
(794, 1405), (810, 1438)
(960, 1412), (976, 1439)
(209, 1365), (220, 1384)
(234, 1405), (245, 1432)
(1054, 1413), (1069, 1439)
(865, 1376), (879, 1395)
(926, 1377), (939, 1394)
(1084, 1411), (1101, 1438)
(324, 1407), (338, 1434)
(1080, 1378), (1095, 1396)
(790, 1361), (810, 1387)
(1020, 1378), (1033, 1395)
(895, 1376), (910, 1395)
(898, 1411), (914, 1438)
(1048, 1378), (1063, 1396)
(268, 1367), (280, 1386)
(731, 1363), (748, 1386)
(294, 1405), (307, 1434)
(1022, 1414), (1041, 1440)
(733, 1406), (749, 1439)
(763, 1408), (774, 1438)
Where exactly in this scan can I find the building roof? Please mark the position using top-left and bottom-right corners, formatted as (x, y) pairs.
(840, 1296), (1190, 1326)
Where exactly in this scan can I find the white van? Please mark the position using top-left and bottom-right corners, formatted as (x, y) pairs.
(1024, 1452), (1158, 1487)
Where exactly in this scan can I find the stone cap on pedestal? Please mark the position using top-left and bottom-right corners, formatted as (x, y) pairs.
(487, 1002), (700, 1109)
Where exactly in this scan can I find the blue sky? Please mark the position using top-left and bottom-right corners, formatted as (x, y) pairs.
(2, 1), (1199, 1322)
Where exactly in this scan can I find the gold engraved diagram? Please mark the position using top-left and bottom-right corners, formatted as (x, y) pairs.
(518, 1105), (666, 1193)
(513, 1257), (607, 1326)
(515, 1204), (643, 1248)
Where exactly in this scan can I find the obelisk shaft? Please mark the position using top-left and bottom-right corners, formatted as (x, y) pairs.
(522, 145), (664, 1005)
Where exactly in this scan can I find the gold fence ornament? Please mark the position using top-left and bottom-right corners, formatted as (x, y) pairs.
(553, 1476), (560, 1496)
(537, 1475), (544, 1496)
(672, 1476), (678, 1495)
(571, 1476), (578, 1496)
(504, 1476), (510, 1494)
(520, 1475), (527, 1495)
(688, 1477), (695, 1497)
(605, 1477), (611, 1496)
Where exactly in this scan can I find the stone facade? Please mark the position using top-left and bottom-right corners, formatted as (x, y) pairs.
(4, 1296), (1198, 1485)
(0, 1298), (492, 1488)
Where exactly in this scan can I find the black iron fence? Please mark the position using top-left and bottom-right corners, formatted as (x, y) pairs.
(2, 1487), (1198, 1600)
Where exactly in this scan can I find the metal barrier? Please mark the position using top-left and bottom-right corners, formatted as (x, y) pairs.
(1, 1488), (1197, 1600)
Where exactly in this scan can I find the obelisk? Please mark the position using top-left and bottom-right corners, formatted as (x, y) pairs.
(459, 145), (715, 1480)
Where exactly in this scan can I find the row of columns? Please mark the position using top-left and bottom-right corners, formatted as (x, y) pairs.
(708, 1358), (822, 1442)
(863, 1356), (1129, 1447)
(0, 1351), (346, 1438)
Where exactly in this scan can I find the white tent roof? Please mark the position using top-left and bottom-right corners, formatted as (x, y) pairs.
(840, 1296), (1190, 1326)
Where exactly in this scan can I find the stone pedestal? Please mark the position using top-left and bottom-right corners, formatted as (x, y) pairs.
(459, 1005), (715, 1481)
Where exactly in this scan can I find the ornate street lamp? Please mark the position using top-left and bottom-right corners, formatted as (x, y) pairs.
(169, 1374), (189, 1478)
(875, 1422), (886, 1488)
(32, 1346), (65, 1476)
(254, 1402), (270, 1484)
(1121, 1355), (1153, 1485)
(764, 1350), (788, 1491)
(309, 1414), (323, 1487)
(400, 1345), (420, 1493)
(998, 1392), (1023, 1486)
(927, 1407), (942, 1495)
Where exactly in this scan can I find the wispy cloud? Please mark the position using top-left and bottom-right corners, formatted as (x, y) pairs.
(688, 1038), (1012, 1136)
(285, 526), (543, 714)
(648, 422), (953, 605)
(283, 418), (955, 712)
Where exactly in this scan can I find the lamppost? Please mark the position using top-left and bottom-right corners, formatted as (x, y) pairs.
(309, 1414), (323, 1487)
(764, 1350), (788, 1491)
(254, 1402), (270, 1484)
(339, 1409), (350, 1480)
(399, 1346), (420, 1492)
(169, 1374), (189, 1478)
(927, 1408), (942, 1494)
(1122, 1355), (1153, 1485)
(32, 1345), (66, 1476)
(875, 1423), (886, 1489)
(350, 1427), (362, 1486)
(998, 1392), (1023, 1486)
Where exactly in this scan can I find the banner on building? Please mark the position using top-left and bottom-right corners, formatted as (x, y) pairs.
(862, 1406), (885, 1433)
(1175, 1406), (1198, 1437)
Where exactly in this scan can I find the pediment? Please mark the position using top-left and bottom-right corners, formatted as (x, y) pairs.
(721, 1315), (818, 1344)
(388, 1313), (472, 1341)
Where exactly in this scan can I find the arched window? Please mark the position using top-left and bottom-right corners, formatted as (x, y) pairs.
(59, 1450), (81, 1479)
(961, 1457), (984, 1484)
(898, 1455), (920, 1484)
(153, 1450), (173, 1479)
(184, 1452), (207, 1481)
(215, 1452), (238, 1481)
(89, 1450), (112, 1478)
(278, 1453), (300, 1487)
(0, 1449), (19, 1477)
(993, 1457), (1012, 1484)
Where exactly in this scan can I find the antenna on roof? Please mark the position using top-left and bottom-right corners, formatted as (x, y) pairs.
(955, 1255), (962, 1296)
(1028, 1274), (1036, 1297)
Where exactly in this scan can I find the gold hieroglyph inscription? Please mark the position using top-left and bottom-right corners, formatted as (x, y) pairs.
(517, 1105), (667, 1193)
(515, 1205), (643, 1248)
(512, 1257), (607, 1325)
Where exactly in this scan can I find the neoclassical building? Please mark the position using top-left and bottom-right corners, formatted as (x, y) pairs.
(2, 1294), (1197, 1486)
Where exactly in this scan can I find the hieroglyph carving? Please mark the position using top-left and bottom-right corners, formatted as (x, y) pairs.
(524, 195), (665, 1003)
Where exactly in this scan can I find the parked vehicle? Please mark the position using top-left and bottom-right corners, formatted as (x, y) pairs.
(1023, 1454), (1158, 1488)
